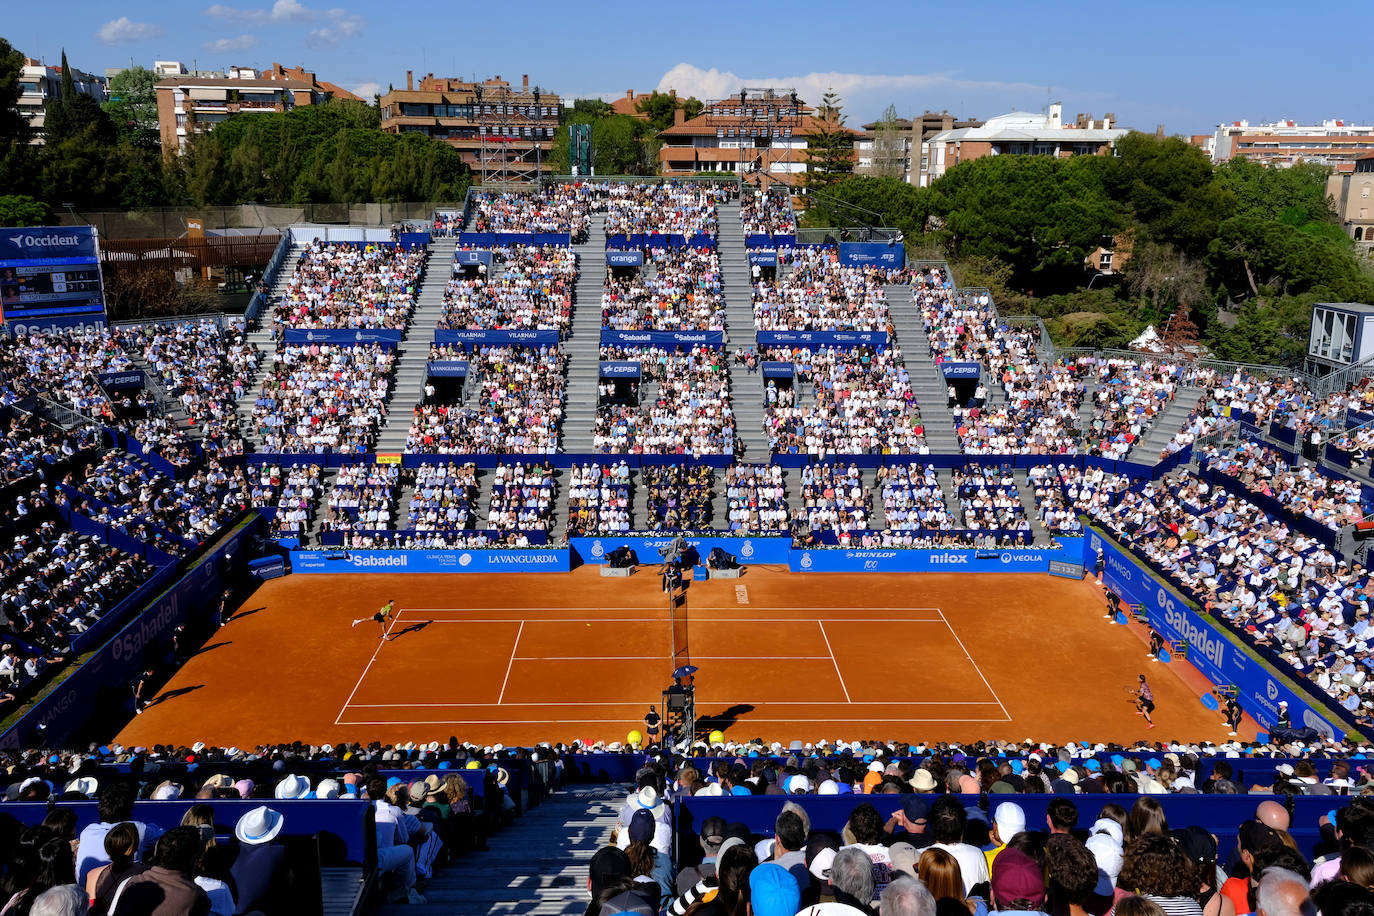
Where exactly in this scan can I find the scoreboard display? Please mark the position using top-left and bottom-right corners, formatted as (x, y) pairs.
(0, 227), (108, 333)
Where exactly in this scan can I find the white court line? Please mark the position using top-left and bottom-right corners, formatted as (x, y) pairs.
(817, 620), (851, 703)
(337, 717), (1014, 726)
(345, 699), (1008, 708)
(510, 655), (835, 661)
(404, 606), (944, 613)
(334, 611), (403, 726)
(402, 617), (945, 624)
(937, 608), (1010, 719)
(496, 621), (524, 704)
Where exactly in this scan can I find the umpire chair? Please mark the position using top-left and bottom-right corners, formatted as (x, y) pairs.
(661, 684), (695, 752)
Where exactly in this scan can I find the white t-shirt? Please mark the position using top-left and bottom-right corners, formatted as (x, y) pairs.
(932, 841), (990, 894)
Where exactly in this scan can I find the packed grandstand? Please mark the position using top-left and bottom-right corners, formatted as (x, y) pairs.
(4, 179), (1374, 912)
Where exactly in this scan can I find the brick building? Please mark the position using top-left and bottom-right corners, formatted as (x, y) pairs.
(854, 110), (982, 185)
(656, 89), (856, 189)
(1204, 119), (1374, 171)
(378, 73), (560, 183)
(154, 62), (330, 155)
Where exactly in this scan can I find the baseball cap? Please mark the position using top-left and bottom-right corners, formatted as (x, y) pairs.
(991, 848), (1045, 909)
(749, 863), (801, 916)
(889, 841), (919, 879)
(994, 801), (1026, 841)
(901, 796), (929, 822)
(628, 809), (655, 844)
(700, 815), (727, 846)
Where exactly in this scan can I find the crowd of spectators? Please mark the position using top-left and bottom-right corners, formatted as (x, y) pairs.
(1027, 465), (1135, 535)
(950, 465), (1030, 533)
(0, 412), (98, 485)
(602, 248), (724, 332)
(320, 462), (400, 533)
(761, 345), (926, 456)
(595, 346), (734, 456)
(797, 463), (871, 539)
(274, 241), (425, 332)
(407, 462), (480, 532)
(1094, 467), (1374, 726)
(740, 189), (797, 235)
(250, 462), (323, 540)
(117, 320), (260, 459)
(604, 182), (731, 238)
(0, 328), (131, 421)
(723, 464), (789, 535)
(470, 184), (603, 241)
(1203, 441), (1369, 532)
(487, 462), (556, 533)
(437, 245), (576, 334)
(566, 462), (632, 536)
(252, 343), (395, 454)
(878, 464), (952, 531)
(1082, 357), (1183, 461)
(753, 248), (890, 332)
(643, 466), (712, 530)
(586, 739), (1374, 916)
(407, 343), (565, 454)
(0, 519), (153, 649)
(69, 451), (247, 548)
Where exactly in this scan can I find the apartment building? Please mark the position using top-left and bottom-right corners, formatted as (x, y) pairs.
(656, 89), (856, 189)
(378, 73), (560, 183)
(154, 61), (328, 155)
(17, 56), (108, 144)
(920, 104), (1127, 186)
(1206, 119), (1374, 170)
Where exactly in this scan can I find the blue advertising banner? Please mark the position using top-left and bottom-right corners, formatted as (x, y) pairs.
(790, 548), (1053, 573)
(599, 330), (725, 348)
(747, 250), (778, 267)
(97, 370), (145, 390)
(281, 328), (404, 346)
(838, 242), (904, 269)
(5, 313), (108, 336)
(454, 249), (492, 266)
(290, 548), (570, 573)
(456, 232), (572, 247)
(427, 360), (469, 377)
(432, 329), (560, 346)
(1089, 528), (1343, 739)
(570, 536), (790, 566)
(599, 361), (641, 378)
(397, 232), (430, 249)
(940, 362), (981, 379)
(755, 331), (889, 349)
(746, 235), (795, 250)
(606, 250), (644, 267)
(0, 226), (99, 262)
(762, 361), (794, 378)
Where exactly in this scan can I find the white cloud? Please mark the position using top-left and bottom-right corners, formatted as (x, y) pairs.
(306, 10), (363, 45)
(350, 81), (381, 100)
(97, 17), (164, 44)
(205, 0), (320, 25)
(203, 34), (259, 52)
(656, 63), (1050, 109)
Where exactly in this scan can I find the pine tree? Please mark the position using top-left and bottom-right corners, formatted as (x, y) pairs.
(804, 89), (854, 193)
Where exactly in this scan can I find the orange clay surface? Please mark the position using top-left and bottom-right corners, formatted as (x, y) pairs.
(115, 566), (1258, 749)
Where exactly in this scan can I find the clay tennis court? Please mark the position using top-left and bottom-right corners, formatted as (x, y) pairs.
(115, 567), (1257, 748)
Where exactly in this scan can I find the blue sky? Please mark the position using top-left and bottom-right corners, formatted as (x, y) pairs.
(9, 0), (1369, 134)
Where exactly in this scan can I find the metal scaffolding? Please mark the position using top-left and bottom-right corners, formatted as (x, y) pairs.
(475, 82), (557, 187)
(703, 87), (803, 189)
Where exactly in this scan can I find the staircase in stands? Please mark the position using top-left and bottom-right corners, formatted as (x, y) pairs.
(368, 783), (628, 916)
